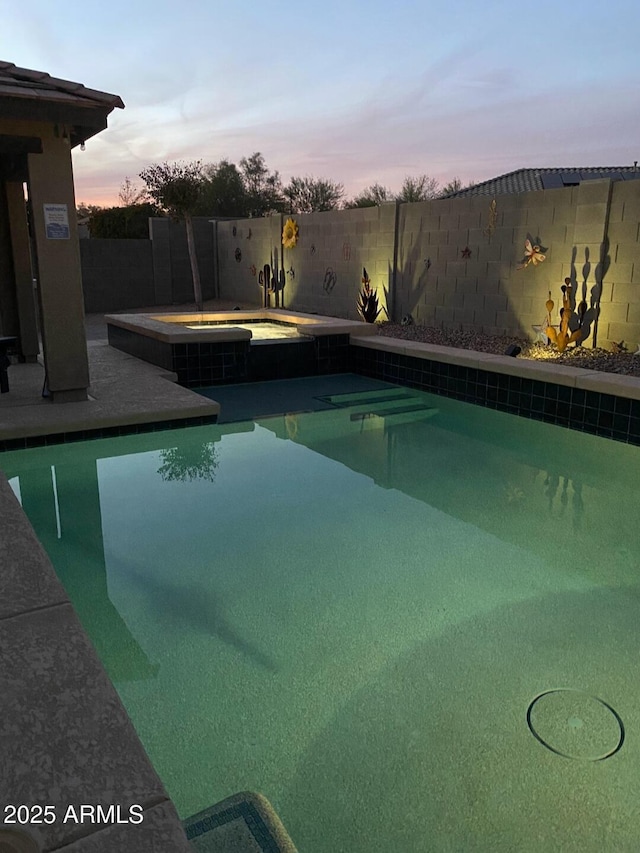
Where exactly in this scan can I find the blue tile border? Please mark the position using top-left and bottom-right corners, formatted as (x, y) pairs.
(0, 414), (219, 453)
(351, 346), (640, 446)
(183, 800), (284, 852)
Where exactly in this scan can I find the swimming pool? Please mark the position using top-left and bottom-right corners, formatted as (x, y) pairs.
(3, 374), (640, 852)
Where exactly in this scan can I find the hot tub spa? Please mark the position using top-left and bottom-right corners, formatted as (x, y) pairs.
(106, 309), (377, 387)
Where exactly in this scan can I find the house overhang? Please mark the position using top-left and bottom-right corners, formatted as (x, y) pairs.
(0, 61), (124, 149)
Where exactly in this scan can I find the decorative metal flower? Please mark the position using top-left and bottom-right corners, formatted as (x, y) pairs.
(282, 218), (299, 249)
(517, 239), (545, 270)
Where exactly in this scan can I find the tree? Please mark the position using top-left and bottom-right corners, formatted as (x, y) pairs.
(195, 160), (250, 218)
(139, 161), (205, 309)
(118, 177), (147, 206)
(440, 177), (463, 196)
(397, 174), (441, 202)
(439, 177), (475, 197)
(345, 183), (393, 208)
(283, 176), (345, 213)
(238, 152), (285, 217)
(76, 202), (103, 220)
(88, 203), (160, 239)
(157, 441), (219, 482)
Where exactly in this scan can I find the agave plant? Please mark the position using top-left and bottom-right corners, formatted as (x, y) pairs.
(357, 267), (382, 323)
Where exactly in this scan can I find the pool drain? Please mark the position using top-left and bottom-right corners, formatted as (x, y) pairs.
(527, 689), (624, 761)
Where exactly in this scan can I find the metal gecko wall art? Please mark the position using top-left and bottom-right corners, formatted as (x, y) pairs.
(483, 199), (497, 238)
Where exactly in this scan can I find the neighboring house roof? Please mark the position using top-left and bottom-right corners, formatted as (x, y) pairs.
(0, 60), (124, 148)
(445, 166), (640, 197)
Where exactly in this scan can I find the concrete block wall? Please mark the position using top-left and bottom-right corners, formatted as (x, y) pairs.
(217, 204), (397, 320)
(164, 217), (216, 304)
(601, 180), (640, 348)
(81, 239), (154, 313)
(216, 216), (281, 307)
(82, 218), (217, 312)
(83, 181), (640, 348)
(395, 188), (587, 339)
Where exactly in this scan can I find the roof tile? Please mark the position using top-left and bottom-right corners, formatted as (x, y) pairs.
(0, 61), (124, 110)
(445, 167), (640, 197)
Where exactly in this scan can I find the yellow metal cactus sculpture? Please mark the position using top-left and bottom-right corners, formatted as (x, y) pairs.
(546, 278), (582, 352)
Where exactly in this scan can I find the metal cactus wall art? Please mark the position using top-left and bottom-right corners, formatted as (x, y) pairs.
(545, 278), (582, 352)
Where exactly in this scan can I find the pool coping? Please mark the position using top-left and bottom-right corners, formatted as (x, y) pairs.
(350, 334), (640, 400)
(0, 343), (221, 450)
(0, 472), (194, 852)
(106, 309), (379, 344)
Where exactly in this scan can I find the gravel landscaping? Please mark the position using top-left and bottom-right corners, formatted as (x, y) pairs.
(378, 322), (640, 378)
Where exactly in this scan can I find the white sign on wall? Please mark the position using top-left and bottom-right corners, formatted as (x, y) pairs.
(44, 203), (70, 239)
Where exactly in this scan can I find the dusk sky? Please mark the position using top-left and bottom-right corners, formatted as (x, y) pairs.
(5, 0), (640, 206)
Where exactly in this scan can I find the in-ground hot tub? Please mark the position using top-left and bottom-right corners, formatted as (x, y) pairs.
(106, 309), (377, 387)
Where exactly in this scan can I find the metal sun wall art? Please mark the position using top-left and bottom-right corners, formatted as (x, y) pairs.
(282, 218), (299, 249)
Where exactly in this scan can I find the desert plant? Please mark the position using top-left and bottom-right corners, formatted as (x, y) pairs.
(357, 268), (382, 323)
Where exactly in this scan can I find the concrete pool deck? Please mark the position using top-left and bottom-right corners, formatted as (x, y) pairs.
(2, 301), (640, 851)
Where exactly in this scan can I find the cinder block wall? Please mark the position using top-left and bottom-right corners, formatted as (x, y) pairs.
(216, 216), (281, 307)
(396, 186), (591, 339)
(216, 179), (640, 349)
(604, 181), (640, 347)
(83, 182), (640, 348)
(164, 217), (216, 304)
(81, 239), (154, 313)
(217, 204), (397, 319)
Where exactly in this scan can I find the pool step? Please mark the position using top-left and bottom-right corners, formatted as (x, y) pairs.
(323, 388), (438, 423)
(265, 391), (438, 442)
(320, 388), (411, 406)
(349, 402), (439, 426)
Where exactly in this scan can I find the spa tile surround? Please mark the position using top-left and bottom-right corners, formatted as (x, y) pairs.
(107, 310), (362, 387)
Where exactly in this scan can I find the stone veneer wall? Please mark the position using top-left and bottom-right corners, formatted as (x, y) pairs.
(216, 179), (640, 350)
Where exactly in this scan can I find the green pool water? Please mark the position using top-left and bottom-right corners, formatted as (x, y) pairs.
(3, 376), (640, 852)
